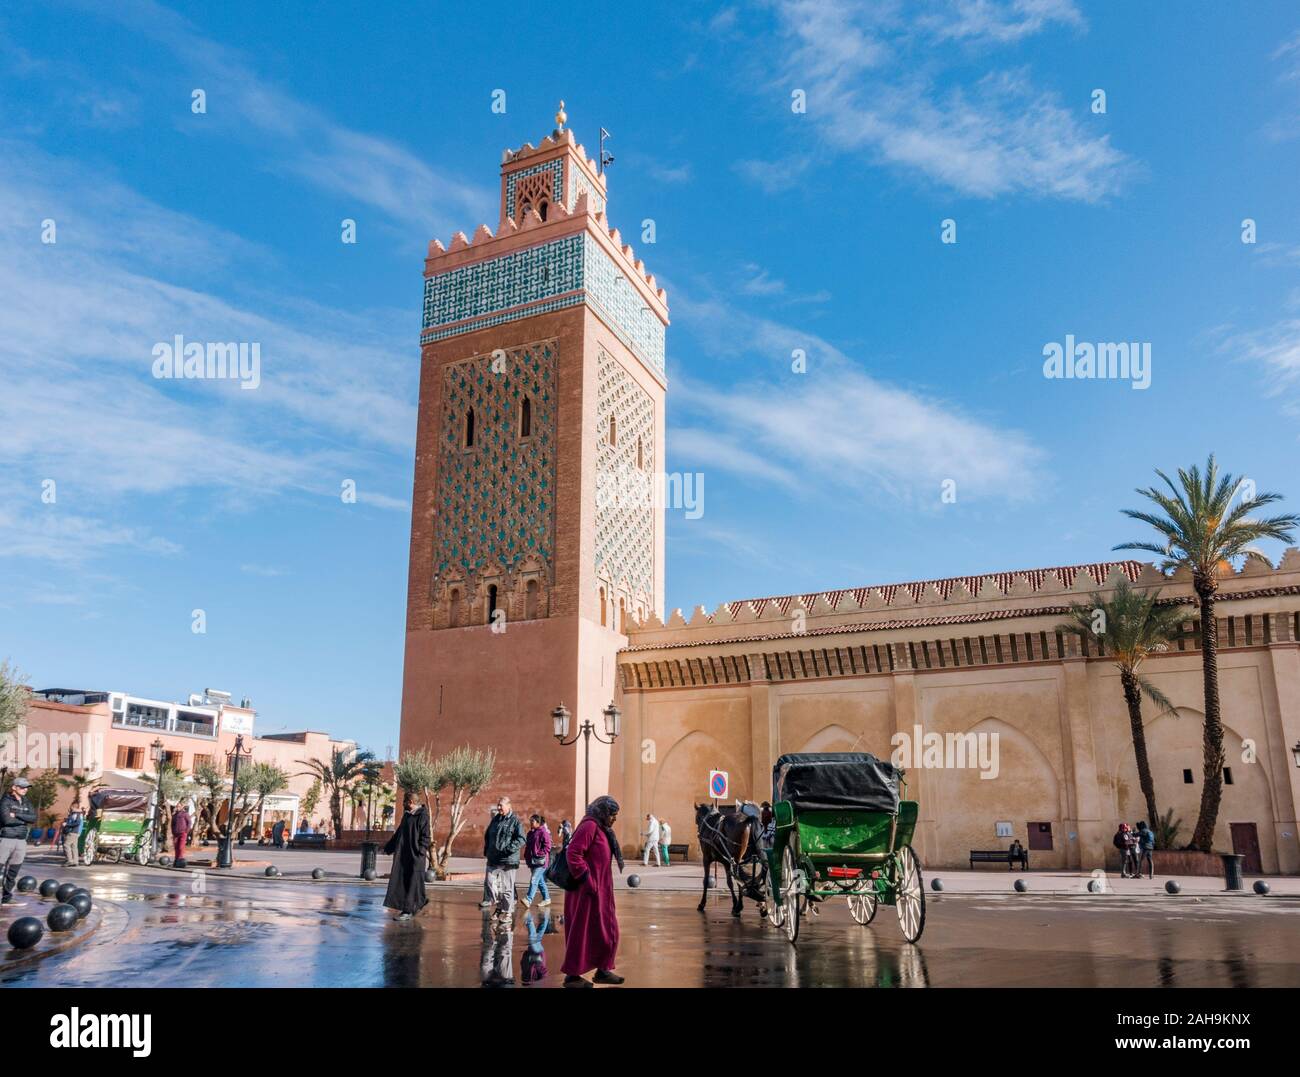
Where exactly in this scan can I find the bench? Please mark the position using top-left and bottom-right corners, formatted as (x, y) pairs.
(969, 849), (1029, 870)
(288, 833), (329, 850)
(668, 843), (689, 862)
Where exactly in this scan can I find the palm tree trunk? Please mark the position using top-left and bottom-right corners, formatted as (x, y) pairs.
(1190, 586), (1225, 852)
(327, 785), (338, 838)
(1118, 667), (1159, 832)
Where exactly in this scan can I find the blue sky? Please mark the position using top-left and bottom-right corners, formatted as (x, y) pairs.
(2, 1), (1299, 753)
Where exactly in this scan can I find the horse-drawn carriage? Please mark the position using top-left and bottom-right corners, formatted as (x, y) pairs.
(79, 787), (157, 866)
(763, 752), (926, 944)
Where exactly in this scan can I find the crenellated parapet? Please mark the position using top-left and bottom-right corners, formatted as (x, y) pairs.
(625, 553), (1300, 650)
(419, 112), (668, 382)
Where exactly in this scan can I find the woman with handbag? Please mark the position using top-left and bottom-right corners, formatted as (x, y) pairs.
(559, 795), (625, 988)
(523, 814), (553, 907)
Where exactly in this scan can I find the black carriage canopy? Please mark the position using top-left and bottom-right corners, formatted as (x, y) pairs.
(772, 752), (900, 813)
(88, 789), (151, 813)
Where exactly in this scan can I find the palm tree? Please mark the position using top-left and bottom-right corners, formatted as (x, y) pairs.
(1059, 580), (1188, 839)
(1116, 455), (1298, 851)
(299, 748), (376, 838)
(57, 772), (104, 807)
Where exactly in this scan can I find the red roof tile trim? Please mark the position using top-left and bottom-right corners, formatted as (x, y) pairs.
(620, 582), (1300, 655)
(726, 560), (1147, 617)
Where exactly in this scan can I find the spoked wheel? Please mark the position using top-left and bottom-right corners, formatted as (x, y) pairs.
(135, 835), (153, 866)
(82, 833), (97, 865)
(781, 845), (801, 944)
(848, 886), (878, 925)
(764, 865), (784, 928)
(895, 844), (926, 943)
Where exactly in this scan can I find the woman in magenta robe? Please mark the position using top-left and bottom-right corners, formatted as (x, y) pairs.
(561, 795), (625, 987)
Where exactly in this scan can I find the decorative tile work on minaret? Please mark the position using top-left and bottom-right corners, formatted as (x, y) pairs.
(433, 340), (558, 599)
(595, 348), (655, 611)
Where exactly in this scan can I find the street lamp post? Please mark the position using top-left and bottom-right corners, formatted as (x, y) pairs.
(552, 701), (621, 811)
(359, 761), (382, 879)
(218, 734), (252, 869)
(149, 738), (165, 863)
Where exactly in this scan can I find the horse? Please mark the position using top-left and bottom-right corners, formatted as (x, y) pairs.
(695, 802), (767, 918)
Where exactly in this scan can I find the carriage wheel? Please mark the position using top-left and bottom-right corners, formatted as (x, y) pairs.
(136, 835), (153, 866)
(895, 845), (926, 943)
(83, 833), (97, 865)
(781, 845), (801, 944)
(764, 866), (784, 928)
(848, 886), (878, 925)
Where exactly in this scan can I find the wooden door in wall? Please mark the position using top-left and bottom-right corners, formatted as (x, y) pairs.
(1229, 822), (1262, 873)
(1027, 821), (1053, 851)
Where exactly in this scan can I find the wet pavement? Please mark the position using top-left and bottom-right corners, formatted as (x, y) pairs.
(5, 860), (1300, 988)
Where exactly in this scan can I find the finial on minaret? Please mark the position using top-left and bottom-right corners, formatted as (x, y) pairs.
(555, 100), (567, 132)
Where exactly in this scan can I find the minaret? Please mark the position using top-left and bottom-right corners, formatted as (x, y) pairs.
(400, 105), (668, 838)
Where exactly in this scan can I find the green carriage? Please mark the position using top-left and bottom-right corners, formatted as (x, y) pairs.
(764, 752), (926, 944)
(80, 788), (158, 866)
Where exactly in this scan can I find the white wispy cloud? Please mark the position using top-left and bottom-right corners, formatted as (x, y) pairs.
(65, 0), (494, 239)
(732, 0), (1131, 202)
(1266, 29), (1300, 141)
(0, 139), (416, 564)
(667, 285), (1044, 503)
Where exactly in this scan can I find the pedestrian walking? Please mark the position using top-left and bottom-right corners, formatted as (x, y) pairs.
(383, 791), (431, 920)
(480, 803), (500, 908)
(559, 818), (573, 849)
(524, 813), (553, 907)
(171, 804), (192, 867)
(642, 812), (661, 867)
(1, 778), (37, 904)
(1135, 820), (1156, 879)
(561, 795), (625, 988)
(272, 818), (286, 849)
(659, 818), (672, 865)
(61, 801), (85, 867)
(483, 796), (525, 917)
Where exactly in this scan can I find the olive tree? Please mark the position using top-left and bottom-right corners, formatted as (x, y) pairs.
(394, 745), (495, 878)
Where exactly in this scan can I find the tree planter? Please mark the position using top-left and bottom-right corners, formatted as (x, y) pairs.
(1153, 850), (1223, 877)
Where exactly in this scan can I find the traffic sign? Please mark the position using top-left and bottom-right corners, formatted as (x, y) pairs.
(709, 770), (729, 799)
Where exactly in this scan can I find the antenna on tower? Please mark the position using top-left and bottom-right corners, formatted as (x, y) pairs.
(599, 127), (614, 175)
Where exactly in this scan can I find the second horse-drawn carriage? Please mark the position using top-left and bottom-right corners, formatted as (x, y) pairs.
(79, 787), (158, 866)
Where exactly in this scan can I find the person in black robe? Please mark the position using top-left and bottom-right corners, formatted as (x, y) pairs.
(383, 791), (431, 920)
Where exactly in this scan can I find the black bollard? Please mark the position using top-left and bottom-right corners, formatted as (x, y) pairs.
(359, 840), (378, 879)
(1220, 853), (1244, 892)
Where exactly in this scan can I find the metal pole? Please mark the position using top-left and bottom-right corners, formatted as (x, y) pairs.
(220, 734), (244, 869)
(152, 740), (163, 860)
(582, 722), (590, 811)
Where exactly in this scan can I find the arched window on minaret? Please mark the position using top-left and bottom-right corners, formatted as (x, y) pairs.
(619, 597), (626, 634)
(538, 199), (548, 222)
(525, 579), (539, 619)
(486, 584), (498, 625)
(465, 407), (475, 448)
(608, 414), (616, 447)
(449, 588), (462, 628)
(599, 586), (607, 627)
(520, 396), (531, 439)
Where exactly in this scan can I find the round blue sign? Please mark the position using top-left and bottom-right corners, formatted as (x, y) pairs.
(710, 772), (727, 797)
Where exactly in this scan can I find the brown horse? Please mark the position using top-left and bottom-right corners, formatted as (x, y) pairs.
(695, 803), (766, 918)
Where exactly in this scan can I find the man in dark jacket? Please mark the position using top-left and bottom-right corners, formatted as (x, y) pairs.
(483, 795), (525, 917)
(1, 777), (37, 903)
